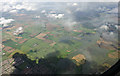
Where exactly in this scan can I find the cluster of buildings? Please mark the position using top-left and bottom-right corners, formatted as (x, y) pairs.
(2, 58), (15, 74)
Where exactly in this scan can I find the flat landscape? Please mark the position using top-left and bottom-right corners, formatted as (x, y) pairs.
(1, 2), (119, 74)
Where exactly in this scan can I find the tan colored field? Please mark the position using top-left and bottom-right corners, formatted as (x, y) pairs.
(50, 42), (56, 46)
(29, 33), (37, 37)
(72, 54), (86, 66)
(66, 50), (71, 52)
(73, 30), (82, 33)
(102, 63), (111, 68)
(36, 33), (47, 40)
(97, 38), (116, 50)
(108, 51), (119, 59)
(16, 37), (22, 39)
(97, 38), (113, 45)
(19, 39), (28, 44)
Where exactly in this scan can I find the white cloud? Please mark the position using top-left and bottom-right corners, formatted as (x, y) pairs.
(1, 0), (119, 2)
(47, 13), (64, 19)
(0, 17), (14, 25)
(9, 9), (17, 13)
(55, 14), (64, 19)
(2, 4), (12, 12)
(108, 8), (118, 13)
(1, 2), (37, 13)
(100, 25), (109, 30)
(41, 10), (46, 13)
(72, 3), (78, 6)
(20, 2), (37, 11)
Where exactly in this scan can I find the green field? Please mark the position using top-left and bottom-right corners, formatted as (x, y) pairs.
(3, 39), (22, 49)
(20, 38), (55, 60)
